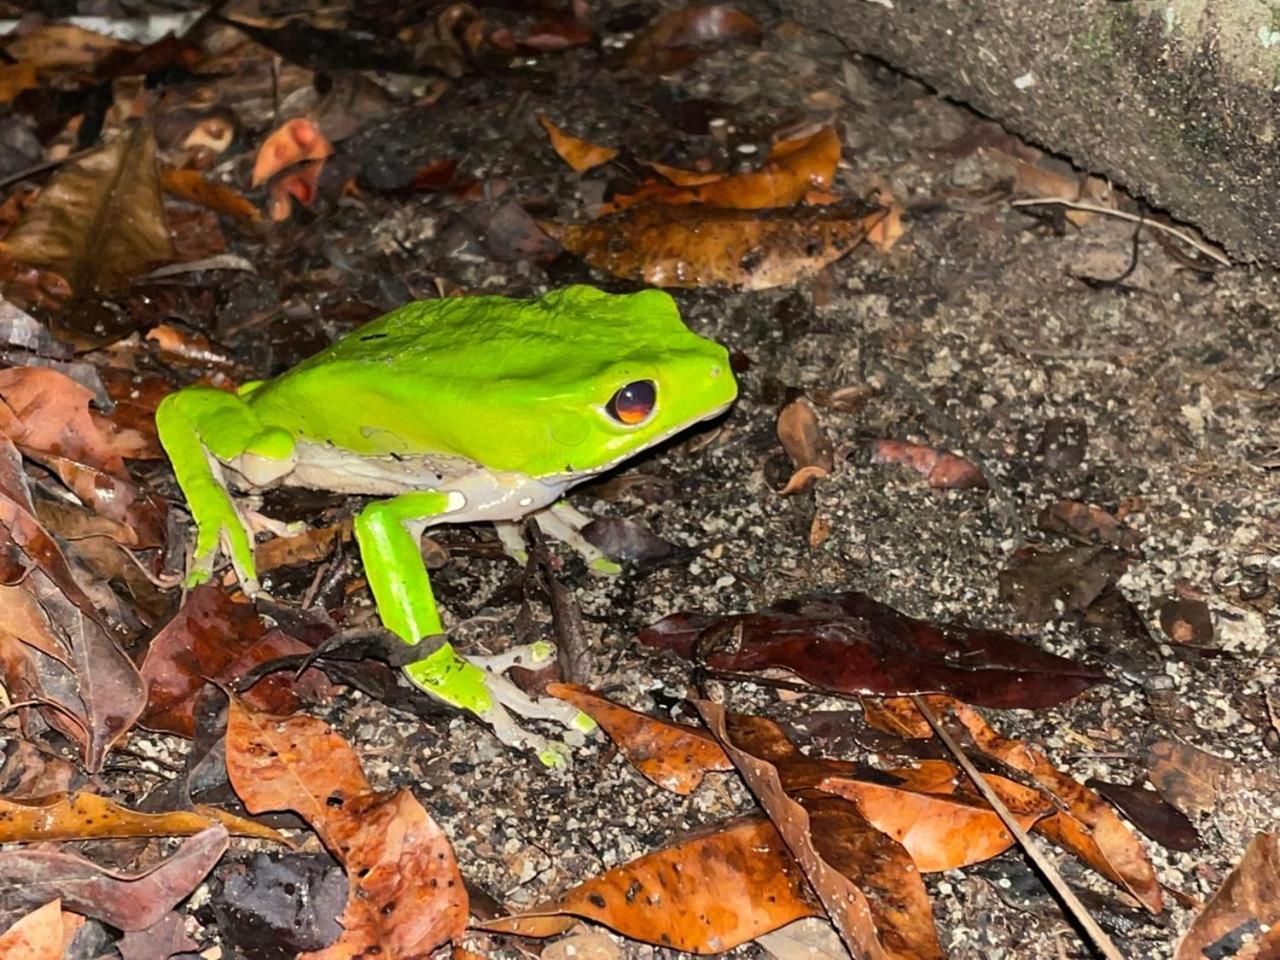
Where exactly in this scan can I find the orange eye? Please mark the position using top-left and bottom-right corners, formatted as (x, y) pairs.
(606, 380), (656, 425)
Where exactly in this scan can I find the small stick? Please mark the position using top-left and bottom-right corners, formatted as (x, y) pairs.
(909, 695), (1125, 960)
(1010, 198), (1230, 267)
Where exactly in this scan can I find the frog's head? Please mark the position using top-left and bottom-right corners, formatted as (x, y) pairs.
(456, 285), (737, 479)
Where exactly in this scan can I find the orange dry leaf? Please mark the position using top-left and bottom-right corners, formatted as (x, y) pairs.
(776, 397), (833, 495)
(251, 118), (333, 187)
(225, 697), (467, 958)
(0, 899), (82, 960)
(949, 700), (1164, 913)
(641, 160), (724, 186)
(1175, 832), (1280, 960)
(547, 683), (732, 794)
(820, 759), (1051, 872)
(0, 791), (288, 846)
(0, 63), (38, 103)
(538, 115), (618, 173)
(869, 440), (988, 490)
(542, 203), (875, 290)
(477, 816), (820, 950)
(865, 189), (904, 252)
(161, 168), (262, 226)
(608, 126), (840, 212)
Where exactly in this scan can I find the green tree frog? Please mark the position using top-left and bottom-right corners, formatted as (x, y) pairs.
(156, 285), (737, 765)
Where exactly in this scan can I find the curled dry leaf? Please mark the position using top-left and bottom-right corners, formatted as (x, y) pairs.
(868, 440), (987, 490)
(1174, 832), (1280, 960)
(0, 366), (165, 547)
(1, 122), (173, 335)
(948, 700), (1163, 913)
(639, 591), (1108, 709)
(0, 825), (228, 931)
(225, 697), (467, 958)
(538, 116), (618, 173)
(699, 701), (943, 960)
(542, 203), (875, 291)
(776, 397), (833, 495)
(0, 791), (288, 846)
(607, 127), (839, 213)
(546, 683), (731, 794)
(0, 899), (82, 960)
(477, 816), (820, 951)
(251, 118), (334, 187)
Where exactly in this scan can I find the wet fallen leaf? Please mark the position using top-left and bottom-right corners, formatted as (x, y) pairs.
(546, 683), (732, 794)
(225, 697), (467, 958)
(625, 5), (762, 72)
(1, 123), (173, 345)
(161, 168), (263, 227)
(0, 366), (165, 547)
(580, 517), (680, 563)
(1085, 779), (1200, 853)
(998, 545), (1128, 623)
(254, 518), (352, 574)
(539, 116), (618, 173)
(608, 127), (839, 212)
(639, 591), (1108, 709)
(1146, 739), (1268, 821)
(699, 702), (943, 960)
(0, 825), (228, 931)
(0, 899), (82, 960)
(140, 585), (335, 738)
(1038, 499), (1140, 551)
(1175, 832), (1279, 960)
(542, 203), (875, 290)
(0, 742), (76, 800)
(251, 118), (334, 188)
(478, 816), (820, 951)
(776, 397), (833, 494)
(820, 759), (1051, 872)
(868, 440), (987, 490)
(860, 697), (933, 739)
(0, 791), (288, 846)
(949, 701), (1163, 913)
(641, 160), (724, 187)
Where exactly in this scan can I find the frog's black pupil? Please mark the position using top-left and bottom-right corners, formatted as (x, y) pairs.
(607, 380), (656, 424)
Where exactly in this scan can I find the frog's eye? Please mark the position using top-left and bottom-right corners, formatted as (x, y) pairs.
(606, 380), (656, 425)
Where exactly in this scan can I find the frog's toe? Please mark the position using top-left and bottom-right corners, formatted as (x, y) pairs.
(589, 556), (622, 577)
(537, 742), (571, 769)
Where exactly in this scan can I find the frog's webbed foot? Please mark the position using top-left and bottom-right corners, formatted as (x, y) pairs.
(404, 640), (595, 768)
(494, 501), (621, 576)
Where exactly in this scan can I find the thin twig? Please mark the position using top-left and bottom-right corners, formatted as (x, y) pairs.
(909, 695), (1125, 960)
(1010, 198), (1231, 267)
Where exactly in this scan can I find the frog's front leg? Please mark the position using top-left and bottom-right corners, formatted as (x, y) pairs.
(354, 492), (595, 767)
(155, 387), (297, 592)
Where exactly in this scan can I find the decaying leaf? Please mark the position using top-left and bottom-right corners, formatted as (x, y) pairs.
(1174, 832), (1280, 960)
(998, 545), (1128, 623)
(1038, 499), (1140, 551)
(140, 585), (335, 738)
(0, 826), (228, 931)
(699, 701), (944, 960)
(478, 816), (820, 951)
(539, 116), (618, 173)
(542, 203), (876, 290)
(0, 899), (82, 960)
(161, 168), (263, 227)
(0, 366), (165, 547)
(639, 591), (1108, 709)
(0, 791), (288, 846)
(225, 697), (467, 958)
(625, 5), (762, 72)
(868, 440), (987, 490)
(547, 683), (732, 794)
(1, 122), (173, 328)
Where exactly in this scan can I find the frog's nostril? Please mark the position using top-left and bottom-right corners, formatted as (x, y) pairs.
(709, 364), (722, 379)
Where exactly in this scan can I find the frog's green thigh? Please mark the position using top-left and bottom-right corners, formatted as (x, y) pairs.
(354, 493), (596, 767)
(156, 387), (295, 592)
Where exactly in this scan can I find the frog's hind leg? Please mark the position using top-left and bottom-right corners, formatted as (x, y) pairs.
(156, 387), (296, 593)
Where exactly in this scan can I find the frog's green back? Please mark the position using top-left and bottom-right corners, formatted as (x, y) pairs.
(246, 286), (735, 477)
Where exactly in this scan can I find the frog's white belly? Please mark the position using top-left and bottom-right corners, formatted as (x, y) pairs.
(236, 441), (574, 525)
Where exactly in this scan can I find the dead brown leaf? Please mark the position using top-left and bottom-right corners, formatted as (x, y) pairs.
(478, 816), (820, 951)
(1175, 832), (1279, 960)
(625, 6), (762, 72)
(868, 440), (987, 490)
(538, 116), (619, 173)
(776, 397), (833, 494)
(0, 899), (82, 960)
(225, 697), (467, 958)
(161, 168), (263, 227)
(547, 683), (732, 794)
(542, 203), (874, 290)
(5, 23), (131, 69)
